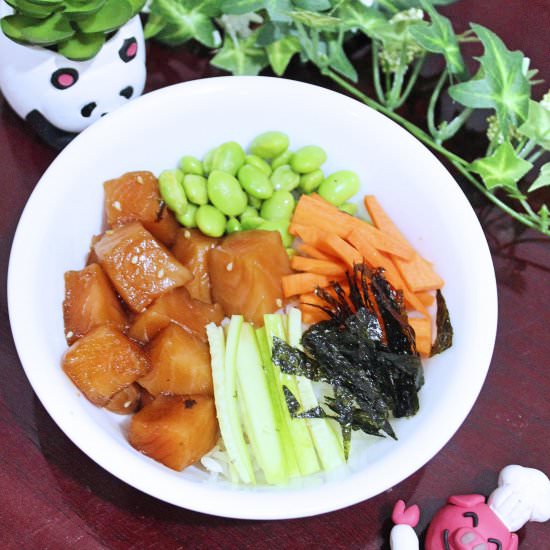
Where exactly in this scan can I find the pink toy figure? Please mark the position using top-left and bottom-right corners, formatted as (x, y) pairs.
(390, 465), (550, 550)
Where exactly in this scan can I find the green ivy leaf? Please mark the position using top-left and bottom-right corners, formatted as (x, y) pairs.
(293, 0), (331, 10)
(393, 0), (458, 6)
(409, 0), (464, 75)
(538, 204), (549, 232)
(77, 0), (133, 34)
(327, 35), (358, 82)
(211, 30), (269, 75)
(57, 31), (105, 60)
(266, 35), (300, 75)
(256, 21), (293, 46)
(220, 0), (265, 14)
(528, 163), (550, 193)
(448, 24), (530, 138)
(470, 141), (532, 195)
(336, 2), (387, 35)
(289, 9), (341, 29)
(517, 100), (550, 151)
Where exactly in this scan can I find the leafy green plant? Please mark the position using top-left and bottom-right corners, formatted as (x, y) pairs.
(1, 0), (146, 60)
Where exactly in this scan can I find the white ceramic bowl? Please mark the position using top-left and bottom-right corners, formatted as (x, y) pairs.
(8, 76), (497, 520)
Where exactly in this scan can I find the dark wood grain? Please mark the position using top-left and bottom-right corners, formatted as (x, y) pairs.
(1, 2), (549, 549)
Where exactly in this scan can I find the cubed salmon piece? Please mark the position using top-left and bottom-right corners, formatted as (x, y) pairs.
(63, 325), (150, 407)
(208, 230), (291, 326)
(140, 324), (213, 396)
(104, 171), (179, 246)
(105, 383), (142, 415)
(86, 235), (101, 265)
(94, 222), (192, 313)
(172, 229), (218, 303)
(128, 394), (218, 471)
(63, 263), (127, 345)
(128, 287), (224, 344)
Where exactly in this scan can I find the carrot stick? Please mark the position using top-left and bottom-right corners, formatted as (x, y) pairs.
(320, 233), (363, 269)
(296, 243), (334, 261)
(408, 316), (432, 357)
(417, 291), (435, 307)
(291, 256), (346, 277)
(282, 273), (334, 298)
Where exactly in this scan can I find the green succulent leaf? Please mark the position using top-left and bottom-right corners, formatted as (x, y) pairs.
(336, 2), (387, 35)
(4, 11), (75, 45)
(77, 0), (133, 34)
(20, 0), (63, 5)
(62, 0), (106, 18)
(266, 35), (301, 75)
(470, 141), (532, 195)
(211, 30), (269, 75)
(126, 0), (147, 14)
(409, 0), (464, 74)
(448, 24), (530, 138)
(57, 31), (105, 60)
(143, 13), (167, 39)
(4, 0), (58, 19)
(528, 163), (550, 193)
(517, 100), (550, 151)
(149, 0), (220, 47)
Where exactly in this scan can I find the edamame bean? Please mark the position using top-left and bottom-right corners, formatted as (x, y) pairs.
(226, 217), (242, 234)
(258, 219), (293, 247)
(176, 203), (198, 228)
(211, 141), (246, 176)
(318, 170), (360, 206)
(238, 164), (273, 199)
(179, 155), (204, 176)
(260, 190), (295, 221)
(207, 170), (248, 216)
(245, 154), (272, 176)
(241, 216), (264, 230)
(271, 150), (293, 170)
(159, 169), (187, 215)
(290, 145), (327, 174)
(299, 169), (324, 193)
(240, 206), (259, 219)
(203, 147), (217, 174)
(196, 205), (227, 237)
(249, 131), (289, 159)
(248, 195), (262, 209)
(183, 174), (208, 205)
(339, 202), (358, 215)
(271, 164), (300, 192)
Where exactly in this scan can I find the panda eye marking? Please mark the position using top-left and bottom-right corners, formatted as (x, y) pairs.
(120, 86), (134, 99)
(119, 37), (138, 63)
(51, 68), (78, 90)
(81, 102), (97, 118)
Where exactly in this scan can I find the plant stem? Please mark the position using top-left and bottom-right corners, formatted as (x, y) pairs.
(519, 138), (537, 159)
(394, 55), (425, 110)
(519, 199), (538, 219)
(372, 42), (386, 104)
(526, 149), (545, 164)
(427, 69), (448, 140)
(386, 49), (408, 110)
(322, 68), (548, 235)
(441, 107), (474, 142)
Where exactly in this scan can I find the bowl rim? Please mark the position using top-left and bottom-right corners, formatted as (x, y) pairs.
(7, 75), (498, 520)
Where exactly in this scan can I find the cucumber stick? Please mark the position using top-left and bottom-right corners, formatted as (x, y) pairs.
(287, 308), (345, 471)
(236, 323), (288, 485)
(207, 319), (255, 484)
(264, 314), (321, 477)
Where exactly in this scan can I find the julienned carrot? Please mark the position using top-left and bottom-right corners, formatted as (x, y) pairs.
(320, 233), (362, 269)
(296, 243), (333, 261)
(364, 196), (444, 292)
(408, 316), (432, 357)
(291, 256), (346, 277)
(346, 228), (428, 316)
(417, 291), (435, 308)
(282, 273), (334, 298)
(293, 195), (414, 259)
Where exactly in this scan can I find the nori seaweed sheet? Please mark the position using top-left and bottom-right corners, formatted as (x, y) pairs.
(272, 263), (426, 459)
(430, 289), (453, 356)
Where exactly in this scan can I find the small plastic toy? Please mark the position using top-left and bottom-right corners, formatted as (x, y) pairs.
(390, 465), (550, 549)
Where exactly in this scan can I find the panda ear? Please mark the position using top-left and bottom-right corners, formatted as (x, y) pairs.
(51, 68), (79, 90)
(119, 37), (138, 63)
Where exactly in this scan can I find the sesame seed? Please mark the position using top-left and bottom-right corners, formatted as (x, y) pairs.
(105, 229), (114, 235)
(123, 400), (132, 408)
(136, 175), (144, 184)
(139, 254), (146, 262)
(66, 331), (74, 339)
(276, 298), (283, 308)
(112, 201), (121, 211)
(131, 255), (138, 264)
(226, 262), (233, 272)
(184, 230), (191, 239)
(157, 268), (165, 278)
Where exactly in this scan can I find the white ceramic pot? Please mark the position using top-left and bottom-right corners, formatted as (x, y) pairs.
(0, 2), (146, 148)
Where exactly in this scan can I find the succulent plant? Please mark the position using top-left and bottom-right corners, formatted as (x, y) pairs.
(1, 0), (145, 61)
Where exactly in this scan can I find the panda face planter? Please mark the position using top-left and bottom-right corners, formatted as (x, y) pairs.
(0, 5), (146, 149)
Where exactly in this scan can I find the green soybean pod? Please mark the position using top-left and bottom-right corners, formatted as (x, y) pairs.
(339, 202), (358, 215)
(238, 164), (273, 199)
(196, 204), (227, 238)
(271, 150), (293, 170)
(318, 170), (360, 206)
(290, 145), (327, 174)
(249, 131), (289, 159)
(299, 169), (324, 193)
(271, 164), (300, 192)
(207, 170), (248, 216)
(176, 203), (198, 228)
(158, 169), (188, 215)
(248, 195), (262, 209)
(179, 155), (204, 176)
(258, 219), (293, 247)
(245, 154), (272, 176)
(260, 189), (295, 221)
(226, 217), (242, 234)
(183, 174), (208, 205)
(211, 141), (246, 176)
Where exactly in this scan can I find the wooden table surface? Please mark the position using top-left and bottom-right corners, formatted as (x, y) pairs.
(1, 2), (549, 549)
